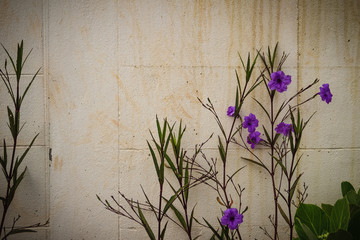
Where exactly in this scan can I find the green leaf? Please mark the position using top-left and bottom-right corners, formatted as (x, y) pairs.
(1, 43), (17, 72)
(160, 221), (168, 240)
(321, 203), (334, 218)
(272, 155), (288, 177)
(164, 153), (177, 176)
(17, 133), (39, 167)
(162, 194), (177, 216)
(278, 203), (290, 225)
(19, 67), (40, 107)
(169, 203), (187, 231)
(346, 190), (360, 206)
(218, 137), (226, 164)
(189, 205), (196, 232)
(330, 198), (350, 232)
(184, 160), (189, 202)
(262, 126), (271, 144)
(342, 182), (355, 197)
(203, 218), (222, 240)
(299, 220), (319, 240)
(147, 141), (160, 179)
(7, 106), (15, 137)
(137, 202), (156, 240)
(294, 203), (330, 238)
(290, 173), (303, 201)
(16, 41), (24, 81)
(241, 157), (267, 171)
(1, 139), (8, 169)
(253, 98), (270, 121)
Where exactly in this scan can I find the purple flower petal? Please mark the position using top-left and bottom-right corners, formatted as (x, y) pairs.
(319, 83), (333, 104)
(268, 71), (292, 93)
(275, 122), (293, 137)
(227, 106), (236, 117)
(221, 208), (244, 230)
(242, 113), (259, 133)
(247, 131), (261, 149)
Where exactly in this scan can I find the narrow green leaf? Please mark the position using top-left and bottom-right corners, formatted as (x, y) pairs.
(203, 218), (222, 240)
(253, 98), (271, 119)
(137, 202), (156, 240)
(160, 221), (168, 240)
(19, 67), (40, 106)
(271, 43), (278, 70)
(156, 116), (162, 143)
(147, 141), (160, 178)
(3, 139), (7, 168)
(169, 203), (187, 231)
(7, 106), (15, 137)
(273, 155), (288, 177)
(1, 43), (17, 71)
(164, 153), (177, 176)
(17, 133), (39, 167)
(16, 41), (24, 81)
(218, 137), (226, 164)
(262, 126), (272, 144)
(235, 69), (242, 99)
(189, 205), (196, 232)
(184, 160), (189, 202)
(278, 203), (290, 225)
(162, 194), (177, 216)
(290, 173), (303, 201)
(161, 118), (167, 146)
(241, 157), (267, 171)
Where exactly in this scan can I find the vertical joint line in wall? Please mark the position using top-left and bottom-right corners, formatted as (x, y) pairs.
(296, 0), (301, 207)
(43, 0), (50, 236)
(116, 0), (120, 239)
(297, 0), (300, 107)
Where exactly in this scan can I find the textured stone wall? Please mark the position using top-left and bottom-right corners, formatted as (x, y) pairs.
(0, 0), (359, 239)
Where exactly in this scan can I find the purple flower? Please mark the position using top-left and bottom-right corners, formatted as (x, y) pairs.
(227, 106), (236, 117)
(242, 113), (259, 133)
(275, 122), (293, 137)
(247, 131), (261, 149)
(268, 71), (292, 93)
(319, 83), (332, 104)
(220, 208), (244, 230)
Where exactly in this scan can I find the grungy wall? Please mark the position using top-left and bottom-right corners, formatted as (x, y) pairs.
(0, 0), (359, 239)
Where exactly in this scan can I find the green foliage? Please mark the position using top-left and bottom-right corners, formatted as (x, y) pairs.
(0, 41), (45, 239)
(294, 181), (360, 240)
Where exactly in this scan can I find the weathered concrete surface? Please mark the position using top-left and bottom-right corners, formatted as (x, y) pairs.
(0, 0), (359, 239)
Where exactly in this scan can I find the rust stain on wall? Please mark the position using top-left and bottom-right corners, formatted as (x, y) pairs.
(28, 14), (41, 37)
(54, 156), (63, 172)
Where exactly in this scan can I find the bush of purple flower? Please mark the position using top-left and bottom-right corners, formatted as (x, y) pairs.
(99, 43), (333, 240)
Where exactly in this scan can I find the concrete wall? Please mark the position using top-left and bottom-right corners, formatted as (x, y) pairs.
(0, 0), (359, 239)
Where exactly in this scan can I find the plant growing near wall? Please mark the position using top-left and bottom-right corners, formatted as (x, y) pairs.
(193, 53), (261, 240)
(228, 43), (332, 240)
(0, 41), (47, 239)
(98, 117), (213, 240)
(99, 43), (333, 240)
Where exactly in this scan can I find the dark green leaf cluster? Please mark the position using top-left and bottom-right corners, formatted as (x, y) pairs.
(294, 181), (360, 240)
